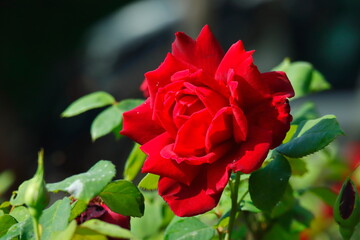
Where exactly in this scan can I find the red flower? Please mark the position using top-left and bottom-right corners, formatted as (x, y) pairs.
(77, 200), (130, 240)
(121, 25), (294, 217)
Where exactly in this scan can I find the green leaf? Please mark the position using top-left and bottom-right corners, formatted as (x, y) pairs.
(69, 199), (88, 221)
(61, 91), (115, 117)
(272, 57), (291, 71)
(123, 143), (147, 181)
(271, 185), (296, 218)
(10, 180), (31, 206)
(138, 173), (159, 191)
(47, 160), (115, 202)
(273, 59), (331, 99)
(112, 121), (124, 140)
(249, 154), (291, 211)
(288, 158), (308, 176)
(0, 202), (11, 215)
(308, 186), (338, 206)
(0, 215), (17, 237)
(0, 222), (22, 240)
(39, 197), (71, 240)
(276, 115), (344, 158)
(131, 192), (166, 239)
(81, 219), (134, 239)
(51, 220), (77, 240)
(292, 102), (319, 125)
(282, 125), (298, 144)
(9, 206), (30, 222)
(164, 217), (214, 240)
(262, 224), (297, 240)
(90, 99), (144, 141)
(99, 180), (144, 217)
(292, 203), (314, 228)
(0, 171), (14, 195)
(73, 227), (107, 240)
(116, 99), (144, 112)
(8, 207), (35, 240)
(239, 200), (261, 213)
(91, 106), (122, 141)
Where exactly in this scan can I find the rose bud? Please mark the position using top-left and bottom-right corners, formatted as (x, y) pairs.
(24, 150), (49, 219)
(77, 198), (130, 240)
(334, 178), (360, 240)
(121, 25), (294, 217)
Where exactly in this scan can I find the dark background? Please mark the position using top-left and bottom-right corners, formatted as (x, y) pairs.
(1, 0), (359, 193)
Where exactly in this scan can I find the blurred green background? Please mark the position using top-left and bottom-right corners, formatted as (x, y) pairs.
(0, 0), (359, 197)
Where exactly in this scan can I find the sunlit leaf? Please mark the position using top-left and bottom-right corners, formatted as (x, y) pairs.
(116, 99), (144, 112)
(0, 215), (17, 237)
(99, 180), (144, 217)
(69, 200), (88, 221)
(131, 192), (166, 239)
(90, 99), (144, 141)
(164, 217), (214, 240)
(8, 206), (34, 240)
(288, 158), (308, 176)
(61, 91), (115, 117)
(123, 143), (147, 181)
(39, 197), (71, 240)
(72, 227), (107, 240)
(81, 219), (134, 239)
(273, 59), (330, 99)
(47, 160), (115, 202)
(138, 173), (159, 191)
(91, 105), (122, 141)
(276, 115), (344, 158)
(292, 102), (319, 125)
(52, 220), (77, 240)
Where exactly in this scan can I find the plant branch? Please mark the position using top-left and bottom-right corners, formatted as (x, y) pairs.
(227, 172), (241, 239)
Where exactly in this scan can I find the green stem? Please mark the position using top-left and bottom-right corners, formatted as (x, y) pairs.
(227, 172), (241, 239)
(32, 215), (40, 240)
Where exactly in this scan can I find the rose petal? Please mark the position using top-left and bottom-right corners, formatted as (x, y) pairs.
(205, 151), (234, 195)
(246, 96), (292, 148)
(141, 132), (200, 185)
(230, 126), (272, 173)
(120, 98), (164, 144)
(158, 163), (229, 217)
(227, 69), (242, 107)
(231, 105), (248, 143)
(215, 41), (267, 95)
(145, 53), (190, 105)
(261, 71), (295, 98)
(153, 81), (184, 137)
(173, 109), (212, 156)
(161, 141), (233, 165)
(205, 107), (233, 150)
(195, 86), (229, 116)
(172, 25), (224, 75)
(270, 96), (292, 147)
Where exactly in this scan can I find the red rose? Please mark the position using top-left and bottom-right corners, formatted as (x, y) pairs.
(77, 199), (130, 240)
(121, 25), (294, 217)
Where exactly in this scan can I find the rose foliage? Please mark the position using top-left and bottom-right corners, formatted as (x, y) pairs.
(0, 25), (350, 240)
(121, 25), (294, 217)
